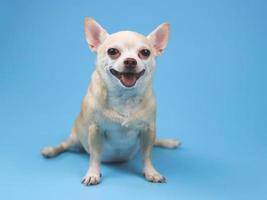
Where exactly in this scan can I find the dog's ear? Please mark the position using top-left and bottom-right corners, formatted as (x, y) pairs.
(84, 17), (109, 52)
(147, 23), (170, 56)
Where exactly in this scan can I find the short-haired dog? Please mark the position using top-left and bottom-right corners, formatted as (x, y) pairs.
(41, 17), (180, 185)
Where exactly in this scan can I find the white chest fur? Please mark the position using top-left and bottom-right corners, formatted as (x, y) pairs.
(101, 121), (140, 162)
(107, 90), (142, 116)
(100, 90), (143, 162)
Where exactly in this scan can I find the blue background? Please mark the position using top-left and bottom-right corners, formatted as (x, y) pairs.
(1, 0), (266, 199)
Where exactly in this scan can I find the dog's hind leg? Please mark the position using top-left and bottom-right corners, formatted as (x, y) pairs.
(154, 139), (181, 149)
(41, 131), (83, 158)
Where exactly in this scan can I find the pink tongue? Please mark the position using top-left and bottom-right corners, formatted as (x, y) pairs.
(121, 74), (137, 87)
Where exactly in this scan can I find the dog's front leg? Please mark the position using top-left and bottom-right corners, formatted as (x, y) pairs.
(141, 125), (166, 183)
(82, 124), (102, 185)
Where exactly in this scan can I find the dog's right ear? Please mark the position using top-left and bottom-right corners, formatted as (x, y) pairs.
(84, 17), (109, 52)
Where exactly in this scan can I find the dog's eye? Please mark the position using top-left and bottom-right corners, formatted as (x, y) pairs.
(107, 48), (120, 59)
(139, 49), (151, 59)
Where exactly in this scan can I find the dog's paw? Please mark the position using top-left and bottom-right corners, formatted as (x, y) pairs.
(144, 172), (166, 183)
(81, 173), (101, 186)
(41, 147), (56, 158)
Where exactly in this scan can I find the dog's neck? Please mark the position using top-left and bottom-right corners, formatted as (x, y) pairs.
(107, 84), (148, 117)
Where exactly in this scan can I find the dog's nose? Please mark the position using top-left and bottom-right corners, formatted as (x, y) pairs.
(124, 58), (137, 69)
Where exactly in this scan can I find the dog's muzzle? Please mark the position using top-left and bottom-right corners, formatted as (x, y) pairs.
(110, 68), (145, 88)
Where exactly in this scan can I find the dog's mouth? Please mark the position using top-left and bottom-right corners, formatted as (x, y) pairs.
(110, 69), (145, 88)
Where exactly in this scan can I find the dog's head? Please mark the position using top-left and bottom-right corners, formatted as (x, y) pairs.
(84, 17), (170, 90)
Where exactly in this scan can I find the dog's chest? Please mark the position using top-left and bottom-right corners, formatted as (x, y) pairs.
(100, 94), (142, 162)
(108, 92), (141, 116)
(101, 122), (140, 162)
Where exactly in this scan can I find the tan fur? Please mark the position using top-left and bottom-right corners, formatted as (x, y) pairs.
(41, 17), (180, 185)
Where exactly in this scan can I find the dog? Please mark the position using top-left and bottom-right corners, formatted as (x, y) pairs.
(41, 17), (180, 185)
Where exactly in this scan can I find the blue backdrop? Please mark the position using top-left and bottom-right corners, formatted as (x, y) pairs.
(1, 0), (266, 199)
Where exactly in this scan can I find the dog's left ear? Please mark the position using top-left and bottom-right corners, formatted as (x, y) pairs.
(147, 23), (170, 56)
(84, 17), (109, 52)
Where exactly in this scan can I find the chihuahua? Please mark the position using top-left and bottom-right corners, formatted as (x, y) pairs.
(41, 17), (180, 185)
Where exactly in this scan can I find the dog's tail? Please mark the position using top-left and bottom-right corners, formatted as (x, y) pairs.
(154, 139), (181, 149)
